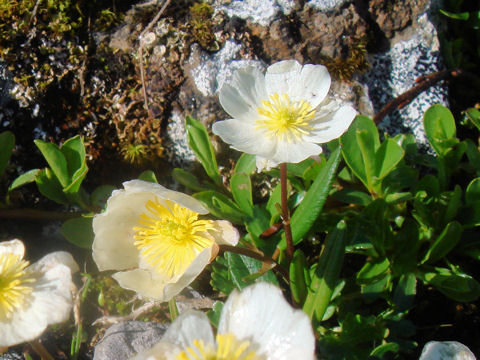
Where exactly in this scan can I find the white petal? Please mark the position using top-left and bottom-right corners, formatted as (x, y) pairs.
(123, 180), (208, 214)
(419, 341), (476, 360)
(92, 189), (151, 271)
(306, 105), (357, 143)
(0, 239), (25, 257)
(212, 119), (276, 157)
(295, 64), (331, 108)
(0, 254), (75, 347)
(231, 66), (268, 107)
(255, 156), (278, 171)
(209, 220), (239, 246)
(162, 311), (214, 349)
(270, 140), (323, 165)
(130, 341), (180, 360)
(218, 282), (315, 360)
(265, 60), (302, 96)
(113, 248), (212, 301)
(219, 84), (258, 122)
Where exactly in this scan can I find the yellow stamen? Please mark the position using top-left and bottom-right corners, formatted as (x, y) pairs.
(256, 93), (316, 142)
(133, 198), (215, 278)
(176, 333), (263, 360)
(0, 253), (34, 320)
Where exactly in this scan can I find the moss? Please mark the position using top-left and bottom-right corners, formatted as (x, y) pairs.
(321, 40), (369, 81)
(189, 1), (219, 51)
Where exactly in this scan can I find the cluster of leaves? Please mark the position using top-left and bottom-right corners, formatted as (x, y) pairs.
(2, 103), (480, 358)
(173, 106), (480, 359)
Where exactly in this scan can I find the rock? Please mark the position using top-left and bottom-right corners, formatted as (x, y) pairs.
(188, 40), (265, 97)
(214, 0), (299, 27)
(360, 12), (448, 145)
(306, 0), (351, 12)
(419, 341), (476, 360)
(0, 352), (23, 360)
(93, 321), (168, 360)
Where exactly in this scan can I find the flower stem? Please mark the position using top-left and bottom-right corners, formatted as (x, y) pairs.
(219, 245), (289, 282)
(168, 297), (179, 321)
(280, 163), (294, 260)
(29, 339), (55, 360)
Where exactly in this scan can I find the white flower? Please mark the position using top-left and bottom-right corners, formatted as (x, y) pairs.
(212, 60), (357, 170)
(92, 180), (239, 301)
(419, 341), (476, 360)
(131, 282), (315, 360)
(0, 239), (78, 347)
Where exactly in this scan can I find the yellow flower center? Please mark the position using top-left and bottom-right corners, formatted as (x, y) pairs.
(0, 253), (34, 320)
(256, 93), (316, 142)
(176, 333), (263, 360)
(133, 198), (215, 278)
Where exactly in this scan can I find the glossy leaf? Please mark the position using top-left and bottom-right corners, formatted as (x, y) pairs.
(185, 116), (222, 186)
(34, 139), (70, 187)
(424, 105), (457, 156)
(234, 153), (256, 175)
(290, 249), (309, 304)
(172, 168), (214, 192)
(423, 269), (480, 302)
(138, 170), (158, 183)
(230, 172), (253, 217)
(193, 191), (246, 225)
(303, 220), (347, 321)
(421, 221), (462, 264)
(61, 216), (94, 249)
(280, 146), (341, 249)
(393, 273), (416, 312)
(465, 178), (480, 205)
(8, 169), (40, 192)
(374, 138), (405, 181)
(35, 168), (69, 205)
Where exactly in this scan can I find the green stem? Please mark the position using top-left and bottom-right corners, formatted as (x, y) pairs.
(280, 163), (294, 260)
(168, 297), (179, 321)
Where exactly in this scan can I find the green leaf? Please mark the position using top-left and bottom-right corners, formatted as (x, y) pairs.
(35, 168), (69, 205)
(303, 220), (347, 321)
(424, 105), (457, 156)
(280, 146), (341, 249)
(206, 301), (224, 328)
(230, 172), (253, 217)
(193, 191), (246, 225)
(393, 273), (416, 312)
(421, 221), (462, 264)
(60, 135), (86, 178)
(233, 153), (256, 175)
(374, 138), (404, 181)
(466, 178), (480, 205)
(466, 107), (480, 131)
(34, 139), (70, 187)
(356, 129), (377, 188)
(185, 116), (222, 186)
(61, 216), (94, 249)
(341, 115), (380, 188)
(210, 251), (278, 294)
(8, 169), (40, 192)
(422, 269), (480, 302)
(138, 170), (158, 183)
(289, 250), (309, 304)
(172, 168), (214, 192)
(90, 185), (115, 209)
(0, 131), (15, 176)
(370, 343), (400, 358)
(444, 185), (462, 223)
(332, 189), (372, 206)
(440, 9), (470, 21)
(357, 257), (390, 285)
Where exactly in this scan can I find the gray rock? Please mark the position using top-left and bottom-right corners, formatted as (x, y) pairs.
(93, 321), (168, 360)
(306, 0), (351, 12)
(361, 13), (448, 145)
(419, 341), (476, 360)
(214, 0), (297, 27)
(0, 61), (12, 109)
(164, 109), (196, 167)
(0, 352), (23, 360)
(189, 40), (265, 97)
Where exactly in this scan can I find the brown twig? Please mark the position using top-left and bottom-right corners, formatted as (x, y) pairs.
(373, 69), (462, 124)
(138, 0), (171, 117)
(219, 244), (290, 282)
(280, 163), (294, 260)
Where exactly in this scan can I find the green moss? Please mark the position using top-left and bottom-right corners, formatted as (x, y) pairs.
(189, 1), (219, 51)
(321, 40), (369, 81)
